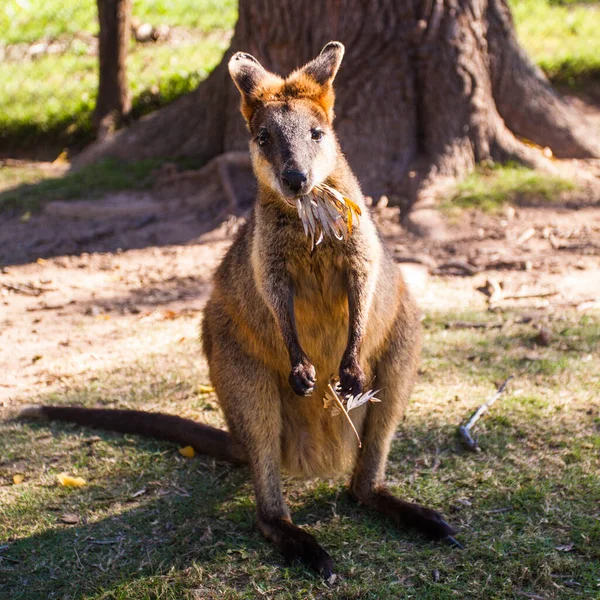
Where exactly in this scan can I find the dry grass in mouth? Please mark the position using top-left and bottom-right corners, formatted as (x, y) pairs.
(295, 183), (362, 249)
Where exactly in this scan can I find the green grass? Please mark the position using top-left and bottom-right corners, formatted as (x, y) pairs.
(1, 52), (99, 147)
(0, 0), (237, 45)
(1, 308), (598, 599)
(0, 159), (160, 213)
(443, 163), (575, 213)
(0, 0), (235, 151)
(0, 33), (231, 150)
(510, 0), (600, 86)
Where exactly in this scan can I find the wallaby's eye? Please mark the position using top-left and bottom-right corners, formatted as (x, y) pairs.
(311, 129), (324, 142)
(257, 129), (269, 147)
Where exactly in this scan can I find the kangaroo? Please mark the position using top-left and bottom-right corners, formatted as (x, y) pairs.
(18, 42), (456, 577)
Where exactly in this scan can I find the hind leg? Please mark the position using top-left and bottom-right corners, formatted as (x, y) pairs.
(207, 337), (334, 577)
(350, 310), (456, 540)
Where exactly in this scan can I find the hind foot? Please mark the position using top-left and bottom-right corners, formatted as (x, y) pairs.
(259, 516), (334, 578)
(350, 485), (457, 541)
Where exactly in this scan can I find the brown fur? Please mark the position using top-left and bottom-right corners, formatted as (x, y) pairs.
(19, 42), (455, 577)
(242, 73), (335, 123)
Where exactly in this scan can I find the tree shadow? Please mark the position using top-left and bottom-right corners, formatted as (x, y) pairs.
(1, 447), (251, 599)
(74, 274), (214, 316)
(1, 347), (467, 600)
(2, 417), (459, 600)
(0, 157), (255, 267)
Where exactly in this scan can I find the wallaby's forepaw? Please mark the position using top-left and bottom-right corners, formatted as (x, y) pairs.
(338, 360), (366, 397)
(289, 360), (316, 396)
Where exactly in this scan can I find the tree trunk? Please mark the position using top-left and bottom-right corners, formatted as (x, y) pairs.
(78, 0), (599, 202)
(93, 0), (132, 139)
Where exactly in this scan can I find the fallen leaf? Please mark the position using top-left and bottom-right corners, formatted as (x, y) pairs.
(13, 474), (24, 485)
(197, 384), (215, 394)
(20, 211), (32, 223)
(324, 383), (363, 447)
(36, 258), (47, 265)
(61, 513), (80, 524)
(84, 436), (102, 444)
(199, 526), (212, 543)
(52, 150), (69, 165)
(178, 446), (195, 458)
(57, 473), (86, 488)
(32, 355), (43, 363)
(555, 543), (574, 552)
(131, 488), (147, 498)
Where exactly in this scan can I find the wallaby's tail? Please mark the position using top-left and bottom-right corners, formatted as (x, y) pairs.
(18, 405), (247, 465)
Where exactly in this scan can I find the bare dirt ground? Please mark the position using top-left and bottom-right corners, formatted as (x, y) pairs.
(1, 179), (599, 407)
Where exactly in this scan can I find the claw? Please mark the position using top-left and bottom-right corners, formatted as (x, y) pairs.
(446, 535), (464, 550)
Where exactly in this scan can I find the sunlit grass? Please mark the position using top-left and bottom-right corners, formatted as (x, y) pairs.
(0, 34), (230, 150)
(0, 0), (235, 150)
(0, 0), (237, 45)
(510, 0), (600, 85)
(442, 163), (575, 213)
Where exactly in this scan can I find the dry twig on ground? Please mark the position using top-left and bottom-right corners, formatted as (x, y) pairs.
(458, 376), (514, 451)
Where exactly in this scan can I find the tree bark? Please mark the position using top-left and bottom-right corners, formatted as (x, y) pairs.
(77, 0), (599, 201)
(93, 0), (132, 139)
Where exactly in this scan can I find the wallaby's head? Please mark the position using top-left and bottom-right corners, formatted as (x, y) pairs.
(229, 42), (344, 203)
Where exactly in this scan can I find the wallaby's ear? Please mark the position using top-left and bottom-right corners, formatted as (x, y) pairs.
(293, 41), (344, 121)
(302, 41), (345, 87)
(228, 52), (269, 98)
(229, 51), (283, 124)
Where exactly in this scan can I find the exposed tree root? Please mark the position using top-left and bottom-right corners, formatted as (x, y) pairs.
(153, 151), (253, 216)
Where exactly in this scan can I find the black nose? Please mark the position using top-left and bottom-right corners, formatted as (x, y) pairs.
(281, 170), (308, 194)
